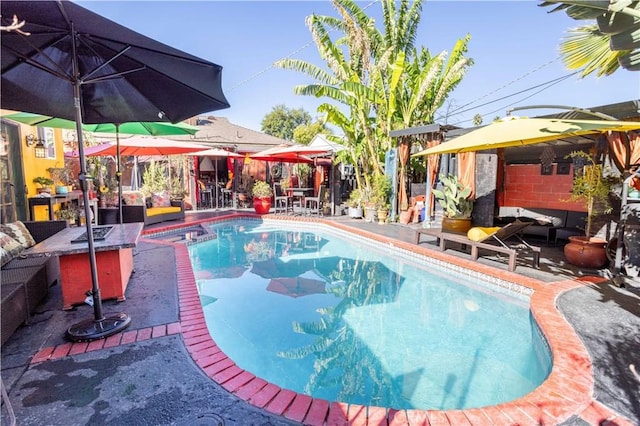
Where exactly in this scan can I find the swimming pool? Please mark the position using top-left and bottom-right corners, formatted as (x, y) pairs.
(187, 219), (552, 411)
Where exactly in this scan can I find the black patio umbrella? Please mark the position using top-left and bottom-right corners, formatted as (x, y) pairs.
(1, 1), (230, 341)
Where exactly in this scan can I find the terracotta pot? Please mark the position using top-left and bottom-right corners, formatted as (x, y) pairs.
(399, 210), (412, 224)
(564, 236), (608, 269)
(253, 197), (271, 214)
(442, 217), (472, 234)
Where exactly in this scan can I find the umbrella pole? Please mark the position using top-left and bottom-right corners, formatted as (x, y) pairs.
(116, 124), (123, 224)
(66, 23), (130, 342)
(215, 160), (219, 210)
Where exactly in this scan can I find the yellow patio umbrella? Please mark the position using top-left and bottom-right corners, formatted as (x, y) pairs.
(412, 116), (640, 156)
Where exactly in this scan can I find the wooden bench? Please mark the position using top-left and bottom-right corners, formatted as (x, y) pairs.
(415, 224), (540, 272)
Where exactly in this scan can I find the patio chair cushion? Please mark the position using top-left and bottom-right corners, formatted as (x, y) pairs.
(122, 190), (146, 206)
(467, 227), (500, 242)
(151, 190), (171, 208)
(1, 221), (37, 248)
(0, 231), (25, 267)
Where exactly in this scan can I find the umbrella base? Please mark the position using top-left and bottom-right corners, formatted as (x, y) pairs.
(66, 312), (131, 342)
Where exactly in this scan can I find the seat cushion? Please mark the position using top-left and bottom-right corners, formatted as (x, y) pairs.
(1, 221), (37, 248)
(146, 206), (181, 217)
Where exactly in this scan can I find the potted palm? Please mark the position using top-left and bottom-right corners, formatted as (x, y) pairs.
(432, 174), (474, 233)
(563, 151), (613, 269)
(252, 180), (273, 214)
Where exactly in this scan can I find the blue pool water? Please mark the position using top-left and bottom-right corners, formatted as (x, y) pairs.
(188, 220), (552, 410)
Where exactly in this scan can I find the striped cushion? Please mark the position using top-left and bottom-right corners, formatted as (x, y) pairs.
(0, 231), (25, 267)
(1, 221), (37, 248)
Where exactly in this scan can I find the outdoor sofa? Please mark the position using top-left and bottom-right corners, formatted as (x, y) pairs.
(1, 220), (67, 345)
(120, 190), (185, 226)
(495, 207), (587, 245)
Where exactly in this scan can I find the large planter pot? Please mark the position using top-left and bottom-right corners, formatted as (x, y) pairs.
(399, 210), (412, 225)
(364, 207), (377, 223)
(441, 217), (472, 234)
(564, 236), (608, 269)
(348, 206), (363, 218)
(377, 209), (389, 224)
(253, 197), (272, 214)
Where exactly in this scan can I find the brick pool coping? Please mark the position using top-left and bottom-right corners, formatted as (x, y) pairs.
(31, 213), (635, 425)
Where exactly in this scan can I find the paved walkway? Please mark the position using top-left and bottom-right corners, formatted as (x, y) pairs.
(1, 211), (639, 425)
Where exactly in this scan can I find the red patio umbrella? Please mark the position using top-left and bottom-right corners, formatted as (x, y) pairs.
(67, 135), (210, 157)
(250, 144), (315, 163)
(266, 276), (326, 298)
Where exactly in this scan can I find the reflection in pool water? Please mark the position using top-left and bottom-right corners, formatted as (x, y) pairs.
(188, 220), (552, 410)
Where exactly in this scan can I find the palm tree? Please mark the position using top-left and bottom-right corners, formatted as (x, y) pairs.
(275, 0), (472, 201)
(540, 0), (640, 76)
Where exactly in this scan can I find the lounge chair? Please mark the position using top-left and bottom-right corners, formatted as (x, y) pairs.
(414, 221), (540, 272)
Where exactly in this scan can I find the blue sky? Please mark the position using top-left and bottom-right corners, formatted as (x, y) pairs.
(80, 1), (639, 132)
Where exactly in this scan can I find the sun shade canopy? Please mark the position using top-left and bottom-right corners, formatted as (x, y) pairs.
(412, 117), (640, 156)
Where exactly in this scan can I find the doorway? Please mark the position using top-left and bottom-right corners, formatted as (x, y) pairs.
(0, 120), (26, 223)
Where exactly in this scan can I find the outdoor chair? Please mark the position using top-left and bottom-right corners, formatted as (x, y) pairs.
(273, 183), (291, 215)
(415, 220), (540, 272)
(304, 185), (325, 216)
(197, 180), (213, 209)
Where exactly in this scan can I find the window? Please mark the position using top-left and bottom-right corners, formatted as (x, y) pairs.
(38, 127), (56, 158)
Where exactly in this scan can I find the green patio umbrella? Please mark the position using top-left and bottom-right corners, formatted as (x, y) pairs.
(3, 112), (200, 223)
(2, 112), (200, 135)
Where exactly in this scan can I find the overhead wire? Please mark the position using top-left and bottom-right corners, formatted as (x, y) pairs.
(438, 71), (580, 125)
(444, 56), (563, 116)
(448, 72), (580, 126)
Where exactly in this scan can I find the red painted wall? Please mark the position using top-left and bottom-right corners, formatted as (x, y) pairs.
(501, 164), (585, 212)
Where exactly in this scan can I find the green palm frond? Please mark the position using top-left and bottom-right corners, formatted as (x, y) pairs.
(274, 58), (339, 85)
(561, 24), (627, 76)
(540, 1), (640, 74)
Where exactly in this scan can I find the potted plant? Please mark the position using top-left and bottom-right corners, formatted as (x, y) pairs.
(33, 176), (54, 194)
(563, 151), (613, 269)
(169, 176), (188, 201)
(432, 174), (474, 233)
(47, 167), (71, 194)
(347, 188), (363, 218)
(251, 180), (273, 214)
(56, 206), (77, 225)
(373, 174), (392, 224)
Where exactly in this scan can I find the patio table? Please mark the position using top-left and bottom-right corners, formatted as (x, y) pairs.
(287, 188), (313, 214)
(28, 192), (81, 221)
(23, 222), (143, 310)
